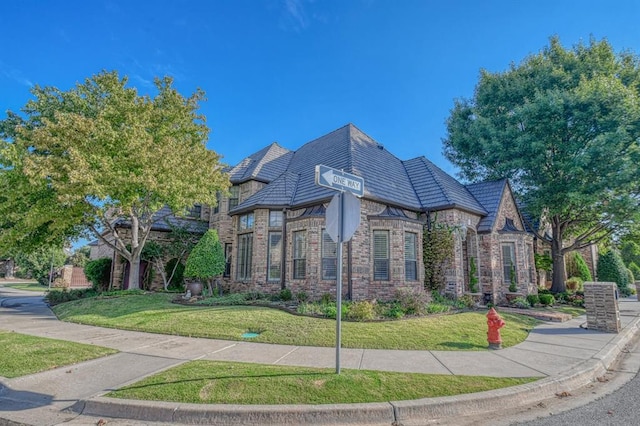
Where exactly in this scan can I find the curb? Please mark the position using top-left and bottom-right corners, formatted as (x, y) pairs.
(70, 316), (640, 425)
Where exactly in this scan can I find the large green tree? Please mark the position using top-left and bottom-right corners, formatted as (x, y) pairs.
(444, 37), (640, 293)
(0, 71), (229, 289)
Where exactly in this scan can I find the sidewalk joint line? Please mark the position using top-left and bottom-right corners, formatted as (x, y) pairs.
(429, 351), (454, 375)
(358, 349), (365, 370)
(273, 346), (300, 364)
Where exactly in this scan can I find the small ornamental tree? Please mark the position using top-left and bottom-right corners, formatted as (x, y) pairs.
(184, 229), (225, 296)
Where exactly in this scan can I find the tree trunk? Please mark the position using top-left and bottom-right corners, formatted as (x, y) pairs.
(128, 215), (141, 290)
(128, 254), (141, 290)
(549, 220), (567, 293)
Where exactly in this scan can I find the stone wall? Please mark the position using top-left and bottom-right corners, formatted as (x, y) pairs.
(584, 282), (620, 333)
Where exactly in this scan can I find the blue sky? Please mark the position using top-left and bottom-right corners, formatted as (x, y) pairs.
(2, 0), (639, 177)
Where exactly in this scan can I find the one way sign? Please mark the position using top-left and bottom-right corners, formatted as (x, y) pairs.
(315, 165), (365, 197)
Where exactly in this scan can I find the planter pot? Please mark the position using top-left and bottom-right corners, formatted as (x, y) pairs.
(186, 281), (203, 297)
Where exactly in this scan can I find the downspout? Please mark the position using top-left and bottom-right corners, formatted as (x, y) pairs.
(281, 208), (287, 290)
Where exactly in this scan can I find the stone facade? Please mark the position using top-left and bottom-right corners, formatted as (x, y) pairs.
(584, 282), (621, 333)
(211, 181), (537, 304)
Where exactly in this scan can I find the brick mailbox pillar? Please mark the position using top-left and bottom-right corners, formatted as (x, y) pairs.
(584, 282), (621, 333)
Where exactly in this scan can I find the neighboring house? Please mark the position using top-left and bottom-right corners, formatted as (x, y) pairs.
(210, 124), (536, 304)
(91, 205), (209, 290)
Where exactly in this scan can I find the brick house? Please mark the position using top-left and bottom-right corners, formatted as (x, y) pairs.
(90, 206), (208, 290)
(211, 124), (536, 304)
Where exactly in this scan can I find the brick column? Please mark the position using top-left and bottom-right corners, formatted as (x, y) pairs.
(584, 282), (621, 333)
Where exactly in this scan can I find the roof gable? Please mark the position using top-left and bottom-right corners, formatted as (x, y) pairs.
(404, 157), (487, 214)
(228, 142), (293, 183)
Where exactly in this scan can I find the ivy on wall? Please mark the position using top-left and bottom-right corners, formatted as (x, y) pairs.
(423, 216), (454, 292)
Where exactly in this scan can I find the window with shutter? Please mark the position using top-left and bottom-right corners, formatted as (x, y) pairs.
(322, 229), (337, 280)
(374, 230), (389, 280)
(292, 231), (306, 279)
(267, 232), (282, 281)
(405, 232), (417, 281)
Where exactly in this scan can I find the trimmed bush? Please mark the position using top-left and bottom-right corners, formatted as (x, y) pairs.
(526, 294), (539, 307)
(84, 258), (112, 291)
(280, 288), (293, 301)
(539, 293), (555, 306)
(347, 301), (376, 321)
(394, 288), (428, 315)
(510, 296), (530, 309)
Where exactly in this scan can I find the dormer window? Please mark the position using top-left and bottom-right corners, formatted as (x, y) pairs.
(187, 204), (202, 218)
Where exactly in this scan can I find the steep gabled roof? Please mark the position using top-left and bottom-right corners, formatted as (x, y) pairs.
(465, 179), (508, 233)
(229, 124), (501, 218)
(227, 142), (293, 183)
(403, 157), (487, 215)
(234, 172), (299, 210)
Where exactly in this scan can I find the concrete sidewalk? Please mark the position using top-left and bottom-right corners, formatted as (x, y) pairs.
(1, 285), (639, 425)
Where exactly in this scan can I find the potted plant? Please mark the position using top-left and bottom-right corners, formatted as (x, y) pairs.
(184, 229), (226, 297)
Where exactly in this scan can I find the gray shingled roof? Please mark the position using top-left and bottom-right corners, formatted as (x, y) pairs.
(228, 142), (293, 183)
(234, 172), (299, 210)
(465, 179), (508, 233)
(404, 157), (487, 215)
(114, 206), (208, 234)
(230, 124), (499, 219)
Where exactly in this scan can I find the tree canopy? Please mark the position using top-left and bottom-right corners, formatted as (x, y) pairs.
(443, 37), (640, 292)
(0, 70), (229, 289)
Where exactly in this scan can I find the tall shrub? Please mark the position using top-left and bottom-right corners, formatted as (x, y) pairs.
(597, 250), (630, 295)
(84, 258), (112, 291)
(184, 229), (225, 296)
(571, 252), (593, 282)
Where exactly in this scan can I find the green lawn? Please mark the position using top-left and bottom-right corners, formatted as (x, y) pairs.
(108, 360), (539, 404)
(0, 330), (118, 378)
(1, 281), (45, 292)
(52, 293), (539, 350)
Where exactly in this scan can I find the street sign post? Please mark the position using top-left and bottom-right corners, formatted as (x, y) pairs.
(314, 165), (364, 374)
(315, 165), (364, 197)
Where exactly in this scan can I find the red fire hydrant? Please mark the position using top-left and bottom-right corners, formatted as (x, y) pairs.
(487, 308), (505, 350)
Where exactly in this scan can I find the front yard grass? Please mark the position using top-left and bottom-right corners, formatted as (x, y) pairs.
(1, 281), (44, 292)
(52, 293), (539, 350)
(108, 360), (539, 404)
(0, 330), (118, 378)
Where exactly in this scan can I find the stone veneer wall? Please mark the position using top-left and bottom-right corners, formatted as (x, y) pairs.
(584, 282), (621, 333)
(217, 198), (426, 302)
(210, 179), (537, 303)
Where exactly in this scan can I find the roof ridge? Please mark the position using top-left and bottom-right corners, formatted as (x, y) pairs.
(401, 159), (427, 210)
(420, 157), (454, 206)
